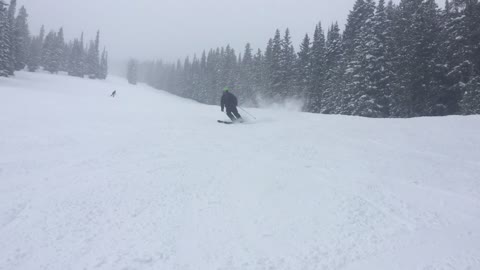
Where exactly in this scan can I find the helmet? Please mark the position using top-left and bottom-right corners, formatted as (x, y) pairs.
(224, 87), (229, 92)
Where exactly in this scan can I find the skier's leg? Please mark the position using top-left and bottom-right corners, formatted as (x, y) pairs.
(232, 107), (242, 120)
(226, 109), (236, 121)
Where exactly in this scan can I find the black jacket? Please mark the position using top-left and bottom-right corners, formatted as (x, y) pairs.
(221, 92), (238, 111)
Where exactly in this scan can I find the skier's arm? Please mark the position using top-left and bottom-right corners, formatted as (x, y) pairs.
(221, 96), (225, 111)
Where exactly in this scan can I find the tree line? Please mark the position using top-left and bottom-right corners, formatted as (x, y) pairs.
(134, 0), (480, 117)
(0, 0), (108, 79)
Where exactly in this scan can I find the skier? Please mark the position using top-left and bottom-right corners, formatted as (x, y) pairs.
(221, 87), (243, 122)
(111, 90), (116, 97)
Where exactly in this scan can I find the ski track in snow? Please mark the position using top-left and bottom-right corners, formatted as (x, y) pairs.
(1, 72), (480, 270)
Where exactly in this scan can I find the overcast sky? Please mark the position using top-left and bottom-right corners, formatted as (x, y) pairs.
(20, 0), (415, 62)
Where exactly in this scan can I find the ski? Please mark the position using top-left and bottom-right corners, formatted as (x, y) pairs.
(217, 120), (234, 124)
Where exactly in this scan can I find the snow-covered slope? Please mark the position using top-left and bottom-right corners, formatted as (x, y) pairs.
(1, 72), (480, 270)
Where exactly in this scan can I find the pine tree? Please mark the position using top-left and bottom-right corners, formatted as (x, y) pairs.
(99, 47), (108, 80)
(460, 76), (480, 113)
(85, 31), (100, 79)
(94, 31), (101, 78)
(26, 36), (40, 71)
(310, 23), (327, 112)
(454, 0), (480, 114)
(296, 34), (312, 109)
(374, 0), (396, 116)
(345, 0), (390, 117)
(13, 5), (28, 70)
(322, 23), (344, 114)
(279, 28), (296, 98)
(270, 29), (283, 99)
(384, 1), (404, 116)
(42, 29), (64, 73)
(344, 0), (377, 115)
(394, 0), (443, 116)
(343, 0), (374, 60)
(264, 38), (274, 98)
(239, 43), (255, 103)
(442, 0), (480, 115)
(222, 45), (238, 93)
(0, 0), (10, 76)
(198, 50), (207, 101)
(4, 0), (16, 75)
(55, 27), (64, 70)
(190, 54), (201, 101)
(68, 35), (85, 77)
(42, 31), (56, 73)
(252, 49), (266, 104)
(26, 26), (43, 72)
(127, 59), (138, 85)
(205, 49), (217, 103)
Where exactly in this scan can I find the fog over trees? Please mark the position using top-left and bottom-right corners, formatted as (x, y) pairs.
(135, 0), (480, 117)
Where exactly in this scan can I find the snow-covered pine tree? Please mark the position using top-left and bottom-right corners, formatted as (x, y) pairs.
(343, 0), (376, 115)
(443, 0), (480, 114)
(222, 45), (238, 94)
(264, 38), (274, 98)
(39, 25), (44, 44)
(68, 37), (84, 77)
(471, 0), (480, 79)
(42, 31), (57, 73)
(279, 28), (296, 98)
(173, 59), (182, 96)
(343, 0), (373, 60)
(79, 33), (87, 76)
(460, 76), (480, 113)
(239, 43), (255, 103)
(42, 28), (64, 73)
(205, 49), (216, 103)
(197, 50), (208, 102)
(85, 31), (100, 79)
(373, 0), (395, 116)
(55, 28), (64, 71)
(85, 41), (95, 78)
(0, 0), (10, 77)
(127, 59), (138, 85)
(296, 34), (312, 109)
(4, 0), (16, 75)
(393, 0), (444, 116)
(190, 54), (201, 101)
(346, 0), (390, 117)
(210, 48), (223, 102)
(26, 26), (43, 72)
(26, 36), (40, 72)
(93, 31), (101, 78)
(13, 5), (28, 71)
(181, 56), (192, 98)
(384, 1), (405, 116)
(252, 49), (266, 104)
(270, 30), (283, 100)
(310, 23), (327, 112)
(99, 47), (108, 80)
(322, 23), (344, 114)
(61, 41), (71, 72)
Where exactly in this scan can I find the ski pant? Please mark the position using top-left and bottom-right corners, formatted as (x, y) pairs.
(226, 107), (242, 121)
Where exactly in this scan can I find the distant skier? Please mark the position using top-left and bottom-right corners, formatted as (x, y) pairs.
(221, 87), (243, 122)
(111, 90), (117, 97)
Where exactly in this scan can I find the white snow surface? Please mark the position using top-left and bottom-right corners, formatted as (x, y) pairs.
(1, 72), (480, 270)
